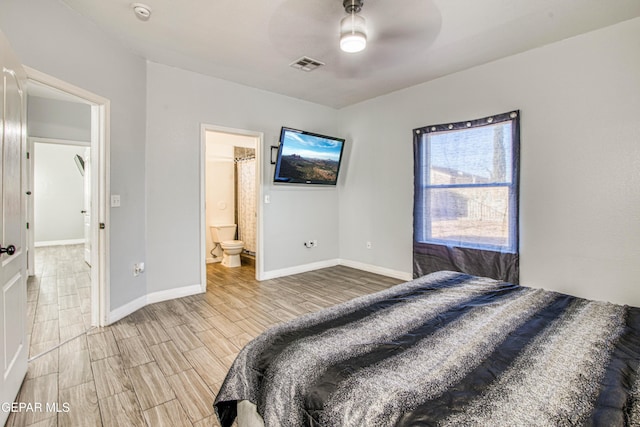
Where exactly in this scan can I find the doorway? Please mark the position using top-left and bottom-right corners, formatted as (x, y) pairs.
(200, 124), (264, 288)
(31, 141), (90, 250)
(25, 67), (110, 329)
(27, 139), (92, 354)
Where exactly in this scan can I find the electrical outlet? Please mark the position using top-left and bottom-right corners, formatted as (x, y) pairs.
(133, 262), (145, 276)
(366, 241), (372, 249)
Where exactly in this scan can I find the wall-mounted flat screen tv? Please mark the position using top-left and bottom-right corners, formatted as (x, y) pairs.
(273, 127), (345, 185)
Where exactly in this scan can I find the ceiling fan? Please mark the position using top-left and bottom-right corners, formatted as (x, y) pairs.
(268, 0), (442, 76)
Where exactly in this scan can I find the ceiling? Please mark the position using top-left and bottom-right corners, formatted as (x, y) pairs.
(59, 0), (640, 109)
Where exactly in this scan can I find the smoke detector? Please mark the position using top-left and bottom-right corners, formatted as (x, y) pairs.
(132, 3), (152, 21)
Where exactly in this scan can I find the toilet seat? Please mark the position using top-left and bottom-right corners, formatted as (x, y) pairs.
(221, 240), (243, 249)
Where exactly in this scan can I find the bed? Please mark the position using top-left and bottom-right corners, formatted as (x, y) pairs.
(214, 270), (640, 426)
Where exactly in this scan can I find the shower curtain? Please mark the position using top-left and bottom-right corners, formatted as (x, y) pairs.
(236, 158), (256, 254)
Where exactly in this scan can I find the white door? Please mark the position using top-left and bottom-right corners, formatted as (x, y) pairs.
(83, 148), (91, 265)
(0, 31), (28, 427)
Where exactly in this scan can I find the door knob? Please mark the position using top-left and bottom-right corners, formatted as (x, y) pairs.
(0, 245), (16, 256)
(81, 210), (87, 214)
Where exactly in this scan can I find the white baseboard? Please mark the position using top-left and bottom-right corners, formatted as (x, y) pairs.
(35, 239), (85, 247)
(108, 284), (204, 324)
(338, 259), (413, 281)
(261, 258), (412, 282)
(146, 284), (204, 305)
(261, 259), (340, 280)
(108, 294), (147, 324)
(109, 261), (410, 324)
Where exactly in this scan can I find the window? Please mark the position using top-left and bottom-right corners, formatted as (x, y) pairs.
(413, 111), (520, 282)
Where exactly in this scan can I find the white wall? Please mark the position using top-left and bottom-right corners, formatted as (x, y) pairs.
(0, 0), (148, 309)
(145, 62), (340, 293)
(33, 143), (85, 244)
(338, 18), (640, 307)
(28, 96), (90, 141)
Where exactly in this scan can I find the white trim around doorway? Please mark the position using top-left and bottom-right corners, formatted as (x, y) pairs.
(24, 66), (110, 327)
(200, 124), (265, 290)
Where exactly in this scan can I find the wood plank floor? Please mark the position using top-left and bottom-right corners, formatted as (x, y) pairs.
(7, 245), (402, 426)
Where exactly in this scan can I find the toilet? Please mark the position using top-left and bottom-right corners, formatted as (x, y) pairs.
(210, 225), (244, 268)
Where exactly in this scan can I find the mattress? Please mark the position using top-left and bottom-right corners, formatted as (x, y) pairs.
(214, 271), (640, 426)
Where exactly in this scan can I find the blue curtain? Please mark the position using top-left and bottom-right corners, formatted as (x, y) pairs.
(413, 111), (520, 283)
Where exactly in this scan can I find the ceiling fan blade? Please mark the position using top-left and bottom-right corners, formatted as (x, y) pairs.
(375, 26), (428, 42)
(334, 54), (371, 79)
(365, 0), (441, 45)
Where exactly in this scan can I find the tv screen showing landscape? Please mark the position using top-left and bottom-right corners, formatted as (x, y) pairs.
(274, 127), (345, 185)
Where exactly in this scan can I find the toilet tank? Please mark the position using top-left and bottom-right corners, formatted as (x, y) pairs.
(210, 224), (237, 243)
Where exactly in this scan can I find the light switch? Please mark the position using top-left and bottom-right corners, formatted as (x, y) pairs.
(264, 195), (271, 204)
(111, 194), (121, 207)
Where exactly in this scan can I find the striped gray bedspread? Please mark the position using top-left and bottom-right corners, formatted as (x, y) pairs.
(214, 271), (640, 426)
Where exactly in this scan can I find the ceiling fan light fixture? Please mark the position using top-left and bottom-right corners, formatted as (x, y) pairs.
(340, 13), (367, 53)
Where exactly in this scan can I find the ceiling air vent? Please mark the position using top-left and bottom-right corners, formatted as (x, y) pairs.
(289, 57), (325, 72)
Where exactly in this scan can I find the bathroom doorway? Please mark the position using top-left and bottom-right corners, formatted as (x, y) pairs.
(200, 125), (263, 287)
